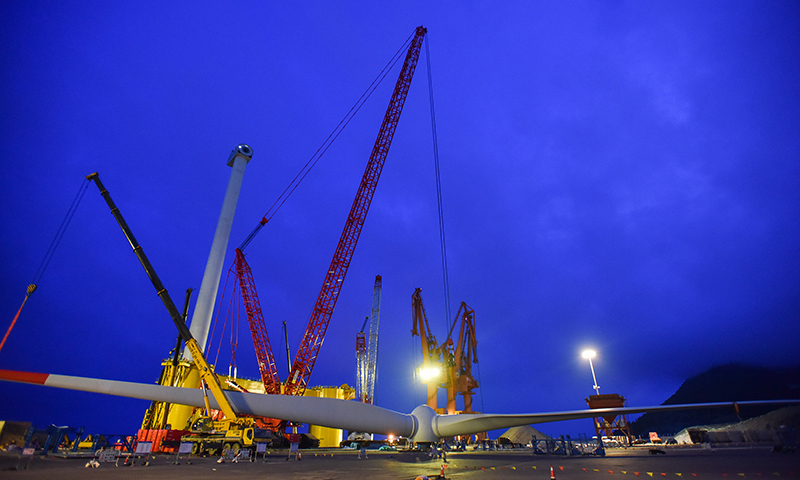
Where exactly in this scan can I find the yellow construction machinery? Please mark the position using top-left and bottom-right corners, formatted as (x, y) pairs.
(87, 171), (266, 457)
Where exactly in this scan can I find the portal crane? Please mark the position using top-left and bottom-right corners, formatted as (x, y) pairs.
(411, 288), (446, 411)
(445, 302), (479, 414)
(412, 290), (480, 415)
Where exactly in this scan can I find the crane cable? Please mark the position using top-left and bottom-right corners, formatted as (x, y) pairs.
(228, 286), (239, 380)
(238, 31), (418, 252)
(0, 177), (91, 354)
(208, 264), (236, 371)
(424, 35), (453, 331)
(424, 34), (482, 415)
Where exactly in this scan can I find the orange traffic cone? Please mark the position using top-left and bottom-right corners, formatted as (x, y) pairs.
(550, 465), (556, 480)
(439, 463), (447, 478)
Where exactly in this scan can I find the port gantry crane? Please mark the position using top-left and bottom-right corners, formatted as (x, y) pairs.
(412, 289), (480, 415)
(411, 287), (446, 412)
(445, 302), (479, 414)
(234, 26), (427, 398)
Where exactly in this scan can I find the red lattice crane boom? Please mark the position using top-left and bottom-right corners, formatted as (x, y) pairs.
(234, 248), (282, 394)
(283, 26), (427, 396)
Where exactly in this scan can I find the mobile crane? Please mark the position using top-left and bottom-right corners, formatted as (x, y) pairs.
(87, 167), (266, 457)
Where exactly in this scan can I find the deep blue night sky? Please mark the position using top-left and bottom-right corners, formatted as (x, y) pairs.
(1, 2), (799, 437)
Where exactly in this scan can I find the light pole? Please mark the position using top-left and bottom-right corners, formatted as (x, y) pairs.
(582, 349), (600, 395)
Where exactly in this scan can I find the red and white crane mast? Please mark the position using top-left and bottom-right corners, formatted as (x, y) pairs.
(356, 275), (382, 404)
(355, 317), (368, 402)
(363, 275), (382, 404)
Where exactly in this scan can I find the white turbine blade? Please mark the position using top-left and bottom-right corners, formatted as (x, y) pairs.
(0, 369), (414, 436)
(229, 390), (413, 435)
(0, 369), (208, 405)
(434, 400), (800, 438)
(4, 369), (797, 443)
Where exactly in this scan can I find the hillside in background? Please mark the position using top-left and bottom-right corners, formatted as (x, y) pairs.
(630, 364), (800, 436)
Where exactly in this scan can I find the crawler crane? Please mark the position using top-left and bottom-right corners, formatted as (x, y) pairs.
(136, 28), (427, 449)
(232, 27), (426, 401)
(283, 27), (426, 397)
(150, 26), (427, 448)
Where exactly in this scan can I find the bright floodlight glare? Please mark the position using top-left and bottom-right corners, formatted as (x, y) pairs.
(419, 366), (441, 381)
(582, 349), (600, 395)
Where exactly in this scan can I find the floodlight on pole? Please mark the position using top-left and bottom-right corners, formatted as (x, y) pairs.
(582, 349), (600, 395)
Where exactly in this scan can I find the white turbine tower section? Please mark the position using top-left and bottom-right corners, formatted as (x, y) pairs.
(186, 144), (253, 359)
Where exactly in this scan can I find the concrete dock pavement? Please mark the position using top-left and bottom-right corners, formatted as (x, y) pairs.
(1, 446), (798, 479)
